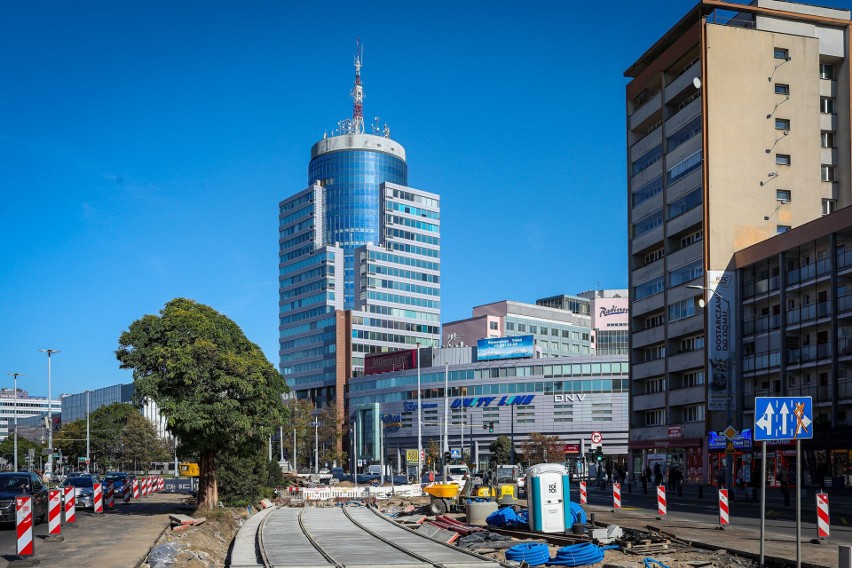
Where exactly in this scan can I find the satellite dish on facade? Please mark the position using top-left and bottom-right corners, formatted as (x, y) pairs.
(693, 77), (702, 89)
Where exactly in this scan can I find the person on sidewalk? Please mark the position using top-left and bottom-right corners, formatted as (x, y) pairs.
(653, 463), (663, 486)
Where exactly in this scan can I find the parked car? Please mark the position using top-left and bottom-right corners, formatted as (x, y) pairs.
(102, 472), (134, 495)
(0, 472), (48, 524)
(60, 476), (96, 509)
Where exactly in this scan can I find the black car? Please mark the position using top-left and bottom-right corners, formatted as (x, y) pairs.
(0, 472), (48, 524)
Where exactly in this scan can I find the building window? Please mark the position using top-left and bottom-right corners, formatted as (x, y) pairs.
(680, 229), (703, 249)
(777, 225), (791, 234)
(632, 176), (663, 207)
(684, 404), (705, 422)
(529, 326), (537, 333)
(775, 83), (789, 95)
(667, 187), (703, 220)
(823, 199), (837, 216)
(506, 322), (514, 331)
(644, 313), (665, 329)
(518, 324), (526, 332)
(776, 189), (791, 203)
(666, 115), (702, 153)
(821, 97), (835, 114)
(667, 150), (702, 185)
(489, 321), (498, 330)
(669, 259), (704, 287)
(774, 47), (789, 60)
(632, 144), (663, 176)
(644, 409), (666, 426)
(680, 335), (705, 352)
(668, 298), (696, 321)
(683, 370), (705, 387)
(644, 248), (664, 266)
(643, 344), (665, 362)
(634, 276), (664, 300)
(822, 165), (836, 182)
(644, 377), (666, 394)
(775, 118), (790, 131)
(820, 63), (835, 80)
(821, 131), (835, 148)
(633, 210), (664, 237)
(776, 154), (791, 166)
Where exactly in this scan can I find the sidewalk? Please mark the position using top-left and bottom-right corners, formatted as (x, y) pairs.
(0, 492), (191, 568)
(584, 495), (841, 568)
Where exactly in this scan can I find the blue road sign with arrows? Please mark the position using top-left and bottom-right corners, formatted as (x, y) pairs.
(753, 396), (813, 441)
(450, 448), (461, 459)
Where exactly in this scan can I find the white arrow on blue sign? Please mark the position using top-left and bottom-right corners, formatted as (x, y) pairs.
(753, 396), (813, 441)
(450, 448), (461, 459)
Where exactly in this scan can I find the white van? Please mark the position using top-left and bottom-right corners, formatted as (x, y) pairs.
(444, 464), (470, 483)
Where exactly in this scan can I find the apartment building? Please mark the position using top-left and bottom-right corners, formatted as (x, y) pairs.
(626, 0), (851, 483)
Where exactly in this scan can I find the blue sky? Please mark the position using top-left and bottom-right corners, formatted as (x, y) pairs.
(2, 1), (849, 396)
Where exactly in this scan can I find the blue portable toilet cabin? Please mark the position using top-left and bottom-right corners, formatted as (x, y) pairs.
(526, 463), (570, 533)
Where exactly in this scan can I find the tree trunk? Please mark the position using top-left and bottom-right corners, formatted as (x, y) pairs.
(198, 450), (218, 510)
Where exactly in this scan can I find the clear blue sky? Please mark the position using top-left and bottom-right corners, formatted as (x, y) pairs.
(2, 1), (848, 396)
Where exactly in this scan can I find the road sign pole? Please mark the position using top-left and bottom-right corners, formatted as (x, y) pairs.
(760, 440), (766, 568)
(796, 438), (801, 568)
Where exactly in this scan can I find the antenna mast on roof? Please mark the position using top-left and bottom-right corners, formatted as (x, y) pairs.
(350, 39), (365, 134)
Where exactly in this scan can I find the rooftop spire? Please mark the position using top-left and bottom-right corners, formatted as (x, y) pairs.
(350, 39), (364, 134)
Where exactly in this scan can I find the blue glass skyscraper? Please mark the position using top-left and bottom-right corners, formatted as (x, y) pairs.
(278, 45), (440, 423)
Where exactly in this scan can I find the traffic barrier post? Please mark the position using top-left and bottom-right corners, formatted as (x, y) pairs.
(133, 478), (139, 499)
(64, 486), (76, 523)
(48, 489), (62, 537)
(106, 482), (115, 510)
(657, 485), (667, 518)
(93, 482), (103, 514)
(718, 489), (729, 528)
(15, 496), (33, 556)
(817, 493), (830, 539)
(579, 481), (587, 505)
(122, 482), (132, 504)
(612, 482), (621, 511)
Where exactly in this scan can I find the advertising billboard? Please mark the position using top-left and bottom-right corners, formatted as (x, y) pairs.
(706, 270), (737, 412)
(476, 335), (534, 361)
(364, 349), (418, 376)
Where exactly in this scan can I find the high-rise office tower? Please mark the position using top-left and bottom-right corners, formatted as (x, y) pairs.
(626, 1), (850, 482)
(279, 42), (441, 418)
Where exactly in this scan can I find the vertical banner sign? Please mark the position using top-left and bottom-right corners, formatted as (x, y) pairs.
(64, 486), (76, 523)
(719, 489), (730, 526)
(612, 483), (621, 510)
(579, 481), (587, 505)
(16, 496), (33, 556)
(48, 489), (61, 535)
(707, 270), (737, 412)
(657, 485), (667, 517)
(816, 493), (830, 538)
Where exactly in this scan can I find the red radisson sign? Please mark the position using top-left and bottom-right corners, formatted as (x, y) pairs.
(563, 444), (580, 454)
(364, 349), (418, 376)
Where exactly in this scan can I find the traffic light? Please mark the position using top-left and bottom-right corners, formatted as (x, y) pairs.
(595, 448), (604, 462)
(444, 451), (451, 462)
(488, 421), (494, 433)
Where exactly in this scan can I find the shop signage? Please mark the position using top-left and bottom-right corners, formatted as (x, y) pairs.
(668, 425), (683, 438)
(405, 449), (419, 464)
(381, 413), (402, 432)
(708, 429), (753, 451)
(403, 401), (439, 412)
(450, 394), (535, 409)
(365, 349), (419, 376)
(553, 394), (586, 403)
(563, 444), (580, 454)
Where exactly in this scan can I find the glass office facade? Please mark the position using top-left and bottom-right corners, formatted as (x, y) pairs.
(309, 148), (407, 309)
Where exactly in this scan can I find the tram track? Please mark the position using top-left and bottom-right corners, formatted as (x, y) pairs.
(250, 505), (506, 568)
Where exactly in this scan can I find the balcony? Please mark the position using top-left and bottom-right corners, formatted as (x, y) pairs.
(667, 350), (705, 373)
(838, 336), (852, 357)
(786, 343), (831, 365)
(632, 358), (666, 379)
(630, 129), (663, 162)
(820, 112), (838, 132)
(632, 291), (665, 317)
(665, 60), (701, 103)
(632, 225), (665, 256)
(629, 91), (662, 132)
(666, 199), (703, 237)
(741, 276), (780, 299)
(743, 349), (781, 373)
(632, 392), (665, 412)
(742, 314), (780, 336)
(787, 302), (830, 326)
(668, 312), (704, 338)
(669, 384), (705, 406)
(838, 294), (852, 316)
(632, 325), (666, 349)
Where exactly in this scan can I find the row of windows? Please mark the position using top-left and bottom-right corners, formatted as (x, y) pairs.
(280, 279), (332, 300)
(353, 317), (439, 335)
(280, 251), (335, 276)
(279, 304), (335, 326)
(280, 343), (336, 363)
(351, 329), (432, 345)
(387, 228), (439, 246)
(632, 176), (663, 208)
(635, 276), (664, 300)
(366, 277), (440, 297)
(391, 188), (438, 209)
(385, 200), (440, 220)
(668, 187), (702, 220)
(366, 304), (440, 322)
(367, 250), (440, 272)
(633, 210), (663, 237)
(669, 259), (703, 287)
(632, 143), (663, 176)
(278, 314), (336, 338)
(280, 329), (336, 351)
(403, 379), (628, 400)
(279, 192), (313, 213)
(668, 298), (696, 322)
(280, 244), (314, 262)
(366, 291), (440, 309)
(505, 322), (589, 340)
(279, 204), (313, 227)
(281, 264), (333, 287)
(280, 218), (313, 237)
(387, 215), (439, 233)
(280, 291), (334, 313)
(666, 115), (701, 154)
(367, 264), (439, 283)
(388, 242), (440, 258)
(667, 150), (702, 185)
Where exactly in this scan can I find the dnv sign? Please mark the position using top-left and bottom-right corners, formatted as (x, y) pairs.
(754, 396), (813, 441)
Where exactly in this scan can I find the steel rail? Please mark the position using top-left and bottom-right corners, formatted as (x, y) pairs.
(341, 505), (446, 566)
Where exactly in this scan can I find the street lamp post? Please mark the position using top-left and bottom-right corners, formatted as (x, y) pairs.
(313, 420), (319, 474)
(416, 342), (422, 480)
(38, 349), (60, 480)
(86, 390), (91, 473)
(7, 373), (23, 471)
(687, 284), (735, 491)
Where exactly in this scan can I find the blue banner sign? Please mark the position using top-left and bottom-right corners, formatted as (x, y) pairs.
(708, 429), (753, 451)
(477, 335), (535, 361)
(403, 401), (438, 412)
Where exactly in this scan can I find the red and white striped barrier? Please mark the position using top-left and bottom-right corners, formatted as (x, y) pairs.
(657, 485), (667, 517)
(612, 482), (621, 510)
(719, 489), (729, 526)
(106, 482), (115, 509)
(143, 477), (149, 496)
(133, 478), (140, 499)
(579, 481), (587, 505)
(48, 489), (61, 535)
(122, 482), (132, 504)
(93, 482), (103, 514)
(159, 476), (164, 491)
(64, 486), (76, 523)
(817, 493), (830, 538)
(16, 496), (33, 556)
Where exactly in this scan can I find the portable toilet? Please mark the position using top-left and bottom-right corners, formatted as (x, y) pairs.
(526, 463), (570, 534)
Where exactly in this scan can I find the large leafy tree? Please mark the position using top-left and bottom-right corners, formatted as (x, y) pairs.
(119, 412), (171, 471)
(116, 298), (287, 510)
(0, 437), (44, 471)
(520, 432), (563, 467)
(489, 435), (513, 465)
(54, 420), (88, 468)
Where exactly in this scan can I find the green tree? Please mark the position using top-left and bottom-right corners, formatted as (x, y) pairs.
(116, 298), (287, 510)
(316, 403), (346, 468)
(119, 412), (170, 471)
(54, 419), (88, 468)
(520, 432), (563, 467)
(89, 403), (143, 470)
(284, 399), (317, 472)
(490, 435), (513, 465)
(0, 437), (44, 471)
(217, 440), (270, 506)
